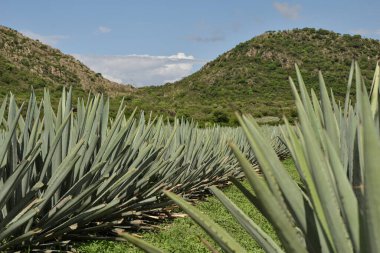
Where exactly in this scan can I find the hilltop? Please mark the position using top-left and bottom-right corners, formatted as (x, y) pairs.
(127, 28), (380, 125)
(0, 26), (133, 99)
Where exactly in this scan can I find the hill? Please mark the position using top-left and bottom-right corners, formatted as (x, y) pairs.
(1, 26), (380, 125)
(0, 25), (134, 101)
(126, 28), (380, 125)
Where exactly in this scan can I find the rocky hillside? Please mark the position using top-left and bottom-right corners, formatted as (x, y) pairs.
(128, 28), (380, 125)
(0, 26), (133, 97)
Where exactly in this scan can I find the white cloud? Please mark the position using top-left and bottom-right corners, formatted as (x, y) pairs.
(20, 30), (67, 46)
(98, 26), (111, 33)
(273, 2), (301, 20)
(72, 53), (205, 87)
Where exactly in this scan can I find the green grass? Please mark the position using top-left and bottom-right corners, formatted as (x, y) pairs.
(77, 159), (296, 253)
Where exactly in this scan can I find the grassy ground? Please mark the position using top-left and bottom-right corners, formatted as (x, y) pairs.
(77, 159), (296, 253)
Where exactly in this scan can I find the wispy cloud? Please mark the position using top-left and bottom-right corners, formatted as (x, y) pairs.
(350, 29), (380, 36)
(273, 2), (301, 20)
(20, 30), (67, 46)
(72, 53), (206, 86)
(98, 26), (111, 33)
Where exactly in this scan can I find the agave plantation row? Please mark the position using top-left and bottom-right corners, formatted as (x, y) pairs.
(123, 62), (380, 253)
(0, 89), (287, 251)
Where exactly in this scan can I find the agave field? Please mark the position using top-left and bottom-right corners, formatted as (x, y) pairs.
(123, 62), (380, 253)
(3, 59), (378, 253)
(0, 87), (288, 251)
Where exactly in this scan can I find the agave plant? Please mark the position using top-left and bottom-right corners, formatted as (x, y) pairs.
(122, 61), (380, 253)
(0, 88), (286, 251)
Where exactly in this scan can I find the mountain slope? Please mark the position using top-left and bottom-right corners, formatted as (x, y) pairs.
(1, 26), (380, 125)
(127, 28), (380, 125)
(0, 26), (134, 98)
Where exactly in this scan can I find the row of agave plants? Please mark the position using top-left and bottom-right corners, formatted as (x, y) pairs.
(0, 88), (287, 251)
(123, 61), (380, 253)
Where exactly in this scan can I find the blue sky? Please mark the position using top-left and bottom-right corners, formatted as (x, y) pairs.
(1, 0), (379, 86)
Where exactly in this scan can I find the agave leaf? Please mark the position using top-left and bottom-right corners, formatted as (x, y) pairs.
(0, 208), (39, 242)
(0, 228), (42, 251)
(294, 64), (321, 134)
(297, 97), (353, 252)
(344, 61), (355, 116)
(41, 178), (107, 228)
(0, 95), (8, 123)
(318, 71), (340, 153)
(39, 111), (72, 182)
(237, 114), (326, 252)
(37, 201), (117, 241)
(370, 62), (380, 134)
(0, 141), (42, 210)
(210, 186), (284, 253)
(322, 131), (359, 252)
(0, 102), (23, 165)
(281, 120), (333, 252)
(119, 232), (165, 253)
(359, 75), (380, 252)
(0, 182), (43, 229)
(229, 142), (307, 253)
(38, 139), (85, 210)
(229, 178), (265, 215)
(164, 190), (247, 253)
